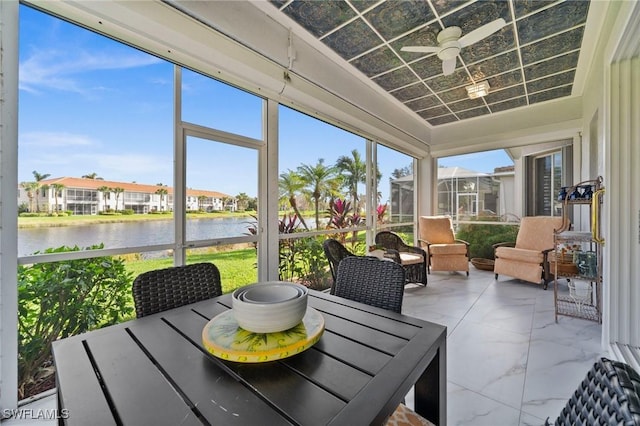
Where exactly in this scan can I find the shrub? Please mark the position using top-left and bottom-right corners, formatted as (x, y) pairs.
(17, 244), (133, 398)
(456, 220), (519, 260)
(294, 237), (330, 290)
(122, 209), (135, 215)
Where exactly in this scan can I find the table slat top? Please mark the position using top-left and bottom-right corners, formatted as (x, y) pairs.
(53, 290), (446, 425)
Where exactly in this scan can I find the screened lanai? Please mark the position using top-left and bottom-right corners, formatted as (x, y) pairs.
(1, 0), (640, 415)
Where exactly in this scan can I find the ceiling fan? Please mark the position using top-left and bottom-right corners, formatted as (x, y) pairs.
(401, 18), (507, 76)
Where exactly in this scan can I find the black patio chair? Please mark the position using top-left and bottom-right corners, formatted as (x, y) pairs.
(334, 256), (405, 314)
(323, 238), (356, 294)
(132, 262), (222, 318)
(547, 357), (640, 425)
(375, 231), (427, 286)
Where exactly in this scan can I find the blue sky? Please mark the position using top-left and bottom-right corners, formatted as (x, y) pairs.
(18, 5), (512, 202)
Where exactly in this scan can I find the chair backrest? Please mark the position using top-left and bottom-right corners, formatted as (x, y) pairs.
(516, 216), (563, 251)
(419, 215), (455, 244)
(334, 256), (405, 313)
(553, 357), (640, 425)
(375, 231), (406, 251)
(323, 239), (355, 284)
(132, 262), (222, 318)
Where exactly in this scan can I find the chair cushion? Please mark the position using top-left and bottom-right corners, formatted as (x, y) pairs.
(399, 252), (424, 265)
(429, 243), (467, 255)
(431, 256), (469, 272)
(386, 403), (434, 426)
(419, 216), (455, 244)
(495, 246), (544, 264)
(515, 216), (563, 251)
(494, 258), (543, 284)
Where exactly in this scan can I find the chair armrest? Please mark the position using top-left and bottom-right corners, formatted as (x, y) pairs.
(417, 238), (431, 248)
(493, 241), (515, 260)
(383, 248), (401, 264)
(455, 239), (470, 257)
(402, 244), (428, 259)
(541, 248), (553, 266)
(492, 242), (515, 249)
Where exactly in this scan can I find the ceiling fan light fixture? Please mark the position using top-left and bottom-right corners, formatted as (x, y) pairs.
(466, 80), (490, 99)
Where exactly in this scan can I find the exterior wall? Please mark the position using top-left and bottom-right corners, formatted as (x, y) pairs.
(17, 184), (235, 215)
(498, 175), (516, 220)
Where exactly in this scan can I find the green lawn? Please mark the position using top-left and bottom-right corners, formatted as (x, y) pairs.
(124, 248), (258, 294)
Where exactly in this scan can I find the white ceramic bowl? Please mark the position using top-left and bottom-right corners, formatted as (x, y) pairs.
(232, 282), (308, 333)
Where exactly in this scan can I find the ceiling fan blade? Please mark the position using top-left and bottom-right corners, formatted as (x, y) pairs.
(459, 18), (507, 47)
(442, 57), (457, 75)
(401, 46), (440, 54)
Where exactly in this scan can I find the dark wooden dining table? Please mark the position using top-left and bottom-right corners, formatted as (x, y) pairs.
(52, 289), (446, 425)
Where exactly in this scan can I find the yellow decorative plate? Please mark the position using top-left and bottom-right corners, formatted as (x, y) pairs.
(202, 307), (324, 363)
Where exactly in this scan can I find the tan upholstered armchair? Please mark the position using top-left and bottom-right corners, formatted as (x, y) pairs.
(418, 216), (470, 276)
(493, 216), (563, 289)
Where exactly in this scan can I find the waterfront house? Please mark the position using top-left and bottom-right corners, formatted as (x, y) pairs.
(390, 166), (517, 223)
(17, 177), (236, 215)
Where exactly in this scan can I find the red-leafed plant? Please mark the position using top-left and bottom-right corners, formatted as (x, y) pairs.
(376, 203), (388, 224)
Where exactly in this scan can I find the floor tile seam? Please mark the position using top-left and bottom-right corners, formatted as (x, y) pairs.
(454, 316), (534, 338)
(447, 379), (525, 413)
(447, 279), (493, 339)
(518, 293), (539, 426)
(444, 316), (465, 336)
(518, 404), (555, 423)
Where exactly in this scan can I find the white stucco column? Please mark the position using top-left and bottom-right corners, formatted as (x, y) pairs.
(416, 154), (435, 217)
(511, 155), (524, 219)
(0, 0), (20, 411)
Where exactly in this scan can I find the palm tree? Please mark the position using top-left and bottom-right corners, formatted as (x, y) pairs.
(112, 187), (124, 212)
(198, 195), (207, 211)
(50, 183), (65, 213)
(235, 192), (251, 212)
(155, 187), (168, 211)
(297, 159), (338, 230)
(97, 186), (111, 211)
(20, 182), (39, 213)
(278, 170), (309, 230)
(82, 172), (101, 179)
(335, 149), (366, 212)
(32, 170), (50, 212)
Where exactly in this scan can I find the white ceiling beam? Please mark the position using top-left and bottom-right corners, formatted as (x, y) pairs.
(429, 95), (582, 156)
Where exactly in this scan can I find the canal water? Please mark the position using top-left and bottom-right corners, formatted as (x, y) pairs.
(18, 216), (258, 257)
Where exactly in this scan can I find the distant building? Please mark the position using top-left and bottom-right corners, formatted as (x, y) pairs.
(17, 177), (236, 215)
(389, 166), (516, 223)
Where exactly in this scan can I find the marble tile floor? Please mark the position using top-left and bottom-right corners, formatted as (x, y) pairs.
(6, 268), (604, 426)
(402, 268), (605, 426)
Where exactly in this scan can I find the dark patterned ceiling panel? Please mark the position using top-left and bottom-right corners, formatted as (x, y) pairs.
(405, 95), (441, 111)
(485, 85), (526, 104)
(363, 0), (435, 40)
(517, 1), (589, 44)
(489, 96), (528, 113)
(389, 83), (432, 102)
(520, 27), (585, 65)
(271, 0), (590, 126)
